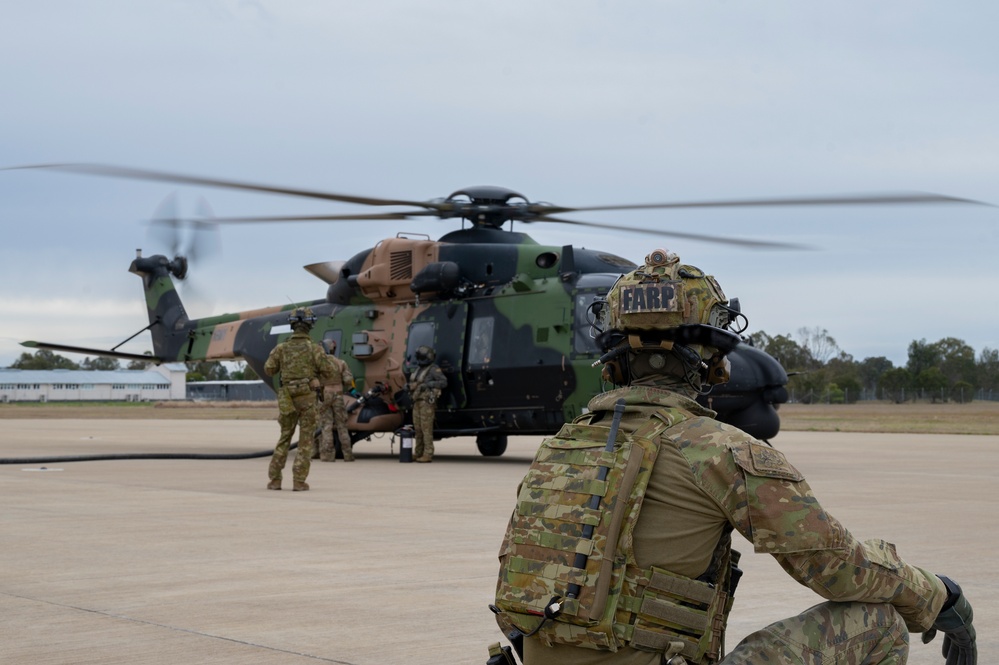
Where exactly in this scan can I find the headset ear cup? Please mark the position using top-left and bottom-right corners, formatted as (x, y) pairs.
(602, 360), (626, 385)
(706, 354), (731, 385)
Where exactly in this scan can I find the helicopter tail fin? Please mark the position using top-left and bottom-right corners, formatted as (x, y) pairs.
(129, 253), (193, 360)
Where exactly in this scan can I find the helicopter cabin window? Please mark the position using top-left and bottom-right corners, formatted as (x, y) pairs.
(468, 317), (494, 366)
(406, 321), (436, 367)
(322, 331), (344, 357)
(573, 290), (604, 355)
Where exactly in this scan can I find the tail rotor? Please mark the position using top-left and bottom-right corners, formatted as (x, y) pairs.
(147, 192), (221, 312)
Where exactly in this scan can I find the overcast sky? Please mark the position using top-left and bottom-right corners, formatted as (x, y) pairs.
(1, 1), (997, 369)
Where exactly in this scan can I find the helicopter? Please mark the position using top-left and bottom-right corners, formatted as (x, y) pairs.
(14, 163), (980, 456)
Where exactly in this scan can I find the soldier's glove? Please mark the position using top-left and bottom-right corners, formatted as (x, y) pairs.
(922, 576), (976, 665)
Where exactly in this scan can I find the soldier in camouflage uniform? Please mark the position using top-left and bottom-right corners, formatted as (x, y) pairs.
(407, 345), (447, 463)
(264, 308), (331, 491)
(492, 249), (976, 665)
(318, 338), (356, 462)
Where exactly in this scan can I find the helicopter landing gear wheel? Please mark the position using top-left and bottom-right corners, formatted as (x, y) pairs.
(476, 433), (508, 457)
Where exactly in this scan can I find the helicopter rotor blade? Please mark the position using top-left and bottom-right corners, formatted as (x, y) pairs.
(536, 215), (811, 250)
(181, 211), (437, 224)
(148, 192), (183, 257)
(187, 196), (222, 264)
(530, 191), (993, 216)
(13, 163), (444, 210)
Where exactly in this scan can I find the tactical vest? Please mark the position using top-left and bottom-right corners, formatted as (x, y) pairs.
(494, 407), (735, 663)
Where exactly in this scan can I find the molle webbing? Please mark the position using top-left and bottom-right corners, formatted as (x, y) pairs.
(494, 407), (690, 653)
(613, 564), (729, 661)
(281, 337), (318, 382)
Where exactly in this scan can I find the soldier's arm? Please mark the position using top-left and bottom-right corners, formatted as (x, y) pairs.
(773, 535), (947, 632)
(688, 423), (947, 633)
(339, 359), (355, 390)
(427, 366), (448, 389)
(263, 346), (281, 377)
(314, 345), (335, 381)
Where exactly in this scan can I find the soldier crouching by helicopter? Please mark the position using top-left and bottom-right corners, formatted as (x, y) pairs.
(407, 345), (447, 463)
(318, 338), (357, 462)
(488, 249), (976, 665)
(264, 307), (332, 491)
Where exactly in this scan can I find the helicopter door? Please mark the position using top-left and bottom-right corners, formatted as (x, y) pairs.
(405, 302), (468, 410)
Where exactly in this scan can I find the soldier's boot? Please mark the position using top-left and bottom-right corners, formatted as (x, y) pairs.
(319, 449), (335, 462)
(342, 444), (355, 462)
(293, 481), (310, 491)
(267, 478), (282, 491)
(414, 455), (433, 463)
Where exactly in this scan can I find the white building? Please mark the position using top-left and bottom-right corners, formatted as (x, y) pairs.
(0, 364), (188, 402)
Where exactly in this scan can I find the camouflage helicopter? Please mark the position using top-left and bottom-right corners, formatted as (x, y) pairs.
(16, 164), (974, 457)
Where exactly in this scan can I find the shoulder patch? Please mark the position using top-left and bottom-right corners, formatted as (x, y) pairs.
(734, 442), (803, 482)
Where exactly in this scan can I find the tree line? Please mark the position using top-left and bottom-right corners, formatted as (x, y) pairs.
(5, 350), (259, 382)
(8, 329), (998, 403)
(749, 327), (998, 404)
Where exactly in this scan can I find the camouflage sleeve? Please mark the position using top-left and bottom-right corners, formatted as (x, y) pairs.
(427, 365), (447, 390)
(727, 437), (946, 632)
(683, 420), (946, 633)
(263, 345), (281, 377)
(339, 358), (354, 390)
(313, 344), (334, 380)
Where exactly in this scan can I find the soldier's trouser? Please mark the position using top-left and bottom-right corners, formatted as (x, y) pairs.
(269, 390), (318, 483)
(319, 394), (353, 460)
(412, 399), (435, 458)
(721, 601), (908, 665)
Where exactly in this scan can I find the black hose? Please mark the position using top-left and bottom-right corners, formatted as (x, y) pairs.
(0, 443), (296, 465)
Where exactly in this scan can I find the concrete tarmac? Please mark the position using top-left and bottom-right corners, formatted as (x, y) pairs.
(1, 419), (995, 664)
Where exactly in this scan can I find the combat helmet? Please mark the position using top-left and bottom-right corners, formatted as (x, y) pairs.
(594, 248), (743, 387)
(288, 307), (317, 332)
(415, 345), (436, 366)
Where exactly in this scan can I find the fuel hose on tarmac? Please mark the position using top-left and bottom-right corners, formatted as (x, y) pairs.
(0, 443), (299, 464)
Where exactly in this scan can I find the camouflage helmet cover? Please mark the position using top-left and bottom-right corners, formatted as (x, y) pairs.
(602, 248), (729, 358)
(288, 307), (317, 330)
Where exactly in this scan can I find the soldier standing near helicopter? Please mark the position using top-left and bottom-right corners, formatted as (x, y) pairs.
(407, 345), (447, 463)
(490, 249), (976, 665)
(264, 308), (331, 491)
(318, 338), (356, 462)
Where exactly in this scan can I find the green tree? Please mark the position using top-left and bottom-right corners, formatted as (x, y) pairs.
(749, 331), (818, 401)
(748, 331), (813, 371)
(10, 350), (79, 370)
(950, 381), (974, 404)
(915, 367), (949, 403)
(83, 356), (120, 371)
(977, 347), (999, 395)
(934, 337), (976, 388)
(907, 339), (942, 377)
(880, 367), (912, 403)
(858, 356), (894, 397)
(185, 361), (230, 382)
(231, 361), (259, 381)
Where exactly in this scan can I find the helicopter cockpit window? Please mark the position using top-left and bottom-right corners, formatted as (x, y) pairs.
(468, 317), (494, 366)
(573, 291), (604, 355)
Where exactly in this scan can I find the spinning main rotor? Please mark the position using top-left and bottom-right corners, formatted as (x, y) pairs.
(9, 162), (989, 250)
